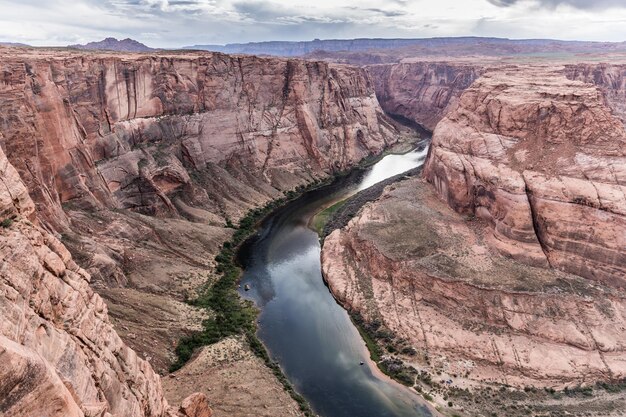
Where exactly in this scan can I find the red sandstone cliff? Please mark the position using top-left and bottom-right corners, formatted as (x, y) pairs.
(423, 65), (626, 286)
(366, 61), (483, 131)
(0, 49), (397, 230)
(0, 145), (177, 417)
(0, 47), (400, 415)
(322, 177), (626, 389)
(321, 64), (626, 399)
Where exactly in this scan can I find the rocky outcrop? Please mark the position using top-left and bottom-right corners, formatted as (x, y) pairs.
(366, 62), (483, 131)
(322, 176), (626, 388)
(162, 336), (305, 417)
(0, 146), (174, 416)
(423, 65), (626, 286)
(179, 393), (212, 417)
(564, 63), (626, 126)
(322, 64), (626, 393)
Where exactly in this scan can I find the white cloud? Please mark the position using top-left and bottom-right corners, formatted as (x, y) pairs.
(0, 0), (625, 47)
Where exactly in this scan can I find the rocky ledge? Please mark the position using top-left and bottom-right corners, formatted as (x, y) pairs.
(323, 177), (626, 388)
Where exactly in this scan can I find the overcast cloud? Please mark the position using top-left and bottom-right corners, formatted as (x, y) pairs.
(1, 0), (626, 47)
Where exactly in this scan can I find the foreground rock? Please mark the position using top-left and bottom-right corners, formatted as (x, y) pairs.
(0, 146), (174, 416)
(163, 337), (304, 417)
(179, 393), (212, 417)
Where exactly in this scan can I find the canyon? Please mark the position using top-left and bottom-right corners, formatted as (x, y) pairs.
(0, 45), (402, 416)
(322, 61), (626, 414)
(1, 39), (626, 417)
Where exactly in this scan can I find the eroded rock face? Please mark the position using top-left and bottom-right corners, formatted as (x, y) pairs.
(423, 65), (626, 286)
(0, 147), (171, 417)
(367, 61), (483, 130)
(322, 176), (626, 388)
(564, 63), (626, 127)
(0, 48), (397, 230)
(0, 47), (400, 416)
(321, 64), (626, 391)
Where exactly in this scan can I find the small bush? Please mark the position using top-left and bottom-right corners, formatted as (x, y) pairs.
(1, 218), (13, 228)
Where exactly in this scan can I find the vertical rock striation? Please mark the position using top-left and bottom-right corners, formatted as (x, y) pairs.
(366, 61), (483, 131)
(0, 49), (397, 230)
(423, 65), (626, 286)
(0, 146), (171, 417)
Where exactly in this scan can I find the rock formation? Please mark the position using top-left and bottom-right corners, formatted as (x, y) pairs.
(323, 176), (626, 388)
(0, 48), (396, 230)
(179, 393), (212, 417)
(0, 46), (399, 415)
(423, 65), (626, 286)
(564, 63), (626, 127)
(322, 64), (626, 393)
(0, 146), (172, 416)
(367, 61), (483, 130)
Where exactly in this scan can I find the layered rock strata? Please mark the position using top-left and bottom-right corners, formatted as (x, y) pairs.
(0, 48), (396, 230)
(423, 65), (626, 286)
(322, 176), (626, 388)
(0, 146), (174, 417)
(367, 61), (483, 130)
(322, 64), (626, 390)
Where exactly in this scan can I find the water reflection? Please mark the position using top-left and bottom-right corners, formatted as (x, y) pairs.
(358, 147), (429, 191)
(238, 148), (433, 417)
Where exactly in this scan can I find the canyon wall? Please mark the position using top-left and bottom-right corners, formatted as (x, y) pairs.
(366, 62), (483, 130)
(322, 176), (626, 388)
(0, 145), (174, 417)
(322, 63), (626, 393)
(423, 65), (626, 286)
(564, 63), (626, 126)
(0, 47), (399, 415)
(0, 49), (397, 231)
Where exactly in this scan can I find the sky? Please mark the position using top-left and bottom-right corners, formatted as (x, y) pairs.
(1, 0), (626, 48)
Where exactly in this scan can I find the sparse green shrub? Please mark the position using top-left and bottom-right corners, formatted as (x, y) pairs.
(169, 178), (329, 412)
(1, 218), (13, 228)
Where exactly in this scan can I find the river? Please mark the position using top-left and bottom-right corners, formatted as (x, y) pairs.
(237, 146), (432, 417)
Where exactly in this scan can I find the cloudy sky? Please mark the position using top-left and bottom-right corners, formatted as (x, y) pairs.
(1, 0), (626, 47)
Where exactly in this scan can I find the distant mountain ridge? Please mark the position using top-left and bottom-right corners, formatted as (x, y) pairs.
(69, 37), (153, 52)
(0, 41), (30, 47)
(184, 36), (626, 57)
(184, 38), (432, 56)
